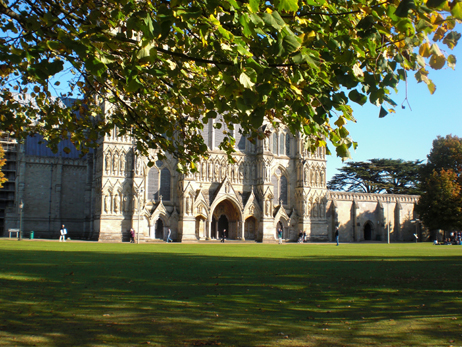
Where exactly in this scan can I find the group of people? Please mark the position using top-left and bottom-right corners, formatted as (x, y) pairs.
(435, 231), (462, 245)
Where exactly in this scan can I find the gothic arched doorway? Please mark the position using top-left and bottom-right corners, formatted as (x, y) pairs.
(364, 222), (372, 241)
(218, 215), (228, 239)
(155, 219), (164, 239)
(211, 199), (241, 240)
(245, 217), (257, 240)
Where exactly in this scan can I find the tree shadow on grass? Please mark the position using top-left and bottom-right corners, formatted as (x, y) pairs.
(0, 244), (461, 346)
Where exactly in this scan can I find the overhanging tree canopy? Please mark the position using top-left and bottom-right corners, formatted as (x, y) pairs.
(0, 0), (460, 170)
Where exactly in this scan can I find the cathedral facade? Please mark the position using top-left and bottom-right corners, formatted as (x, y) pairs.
(2, 120), (421, 243)
(94, 121), (329, 242)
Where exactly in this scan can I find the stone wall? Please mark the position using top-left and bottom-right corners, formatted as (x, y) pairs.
(4, 152), (91, 239)
(327, 192), (420, 243)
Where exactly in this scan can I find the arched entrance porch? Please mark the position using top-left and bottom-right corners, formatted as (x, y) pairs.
(209, 198), (242, 240)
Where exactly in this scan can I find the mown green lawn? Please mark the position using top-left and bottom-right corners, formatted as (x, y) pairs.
(0, 240), (461, 346)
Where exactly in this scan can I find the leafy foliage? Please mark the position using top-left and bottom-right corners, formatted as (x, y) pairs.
(417, 169), (462, 231)
(417, 135), (462, 231)
(421, 134), (462, 182)
(0, 141), (6, 188)
(327, 158), (422, 194)
(0, 0), (460, 169)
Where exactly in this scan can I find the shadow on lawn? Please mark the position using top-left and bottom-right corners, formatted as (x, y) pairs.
(0, 247), (461, 346)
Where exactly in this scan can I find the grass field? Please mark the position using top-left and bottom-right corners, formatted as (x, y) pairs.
(0, 240), (461, 347)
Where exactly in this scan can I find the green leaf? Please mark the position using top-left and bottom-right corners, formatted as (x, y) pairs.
(46, 60), (64, 76)
(277, 0), (299, 12)
(239, 14), (253, 38)
(127, 78), (143, 92)
(426, 0), (446, 9)
(137, 42), (155, 59)
(336, 144), (351, 158)
(450, 1), (462, 20)
(239, 72), (255, 88)
(262, 12), (285, 30)
(395, 0), (416, 17)
(249, 0), (260, 12)
(379, 106), (388, 118)
(282, 31), (301, 54)
(426, 79), (436, 94)
(250, 107), (265, 128)
(396, 19), (415, 36)
(227, 0), (241, 9)
(447, 54), (456, 69)
(443, 31), (461, 49)
(349, 90), (368, 106)
(429, 53), (446, 69)
(86, 57), (107, 77)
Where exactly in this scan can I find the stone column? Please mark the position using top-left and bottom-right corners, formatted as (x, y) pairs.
(240, 219), (245, 240)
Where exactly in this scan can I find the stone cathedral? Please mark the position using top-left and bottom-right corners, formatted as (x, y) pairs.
(2, 118), (421, 243)
(95, 120), (329, 242)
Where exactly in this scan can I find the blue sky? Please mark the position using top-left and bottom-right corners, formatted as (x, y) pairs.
(326, 41), (462, 182)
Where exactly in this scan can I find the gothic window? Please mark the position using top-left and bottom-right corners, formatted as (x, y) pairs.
(273, 132), (278, 154)
(160, 168), (171, 201)
(148, 167), (171, 201)
(280, 175), (288, 205)
(148, 168), (159, 201)
(285, 134), (291, 156)
(272, 170), (289, 205)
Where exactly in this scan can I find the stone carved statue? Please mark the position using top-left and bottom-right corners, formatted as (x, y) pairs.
(120, 154), (125, 175)
(113, 195), (119, 213)
(214, 162), (219, 181)
(105, 153), (111, 174)
(103, 194), (109, 213)
(113, 153), (119, 175)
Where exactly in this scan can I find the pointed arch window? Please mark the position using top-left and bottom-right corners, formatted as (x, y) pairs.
(272, 170), (289, 206)
(159, 168), (171, 201)
(148, 168), (159, 201)
(148, 167), (171, 201)
(280, 175), (288, 205)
